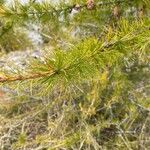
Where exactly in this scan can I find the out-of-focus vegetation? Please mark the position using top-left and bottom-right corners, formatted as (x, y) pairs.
(0, 0), (150, 149)
(0, 25), (33, 52)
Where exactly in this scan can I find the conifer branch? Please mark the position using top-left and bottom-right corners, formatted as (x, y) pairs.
(0, 21), (149, 84)
(0, 0), (128, 22)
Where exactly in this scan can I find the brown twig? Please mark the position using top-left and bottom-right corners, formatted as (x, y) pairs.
(0, 71), (55, 83)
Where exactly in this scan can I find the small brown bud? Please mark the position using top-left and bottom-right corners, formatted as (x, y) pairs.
(138, 7), (144, 18)
(113, 5), (120, 18)
(74, 4), (81, 11)
(87, 0), (95, 10)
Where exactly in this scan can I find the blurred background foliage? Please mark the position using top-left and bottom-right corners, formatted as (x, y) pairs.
(0, 0), (149, 150)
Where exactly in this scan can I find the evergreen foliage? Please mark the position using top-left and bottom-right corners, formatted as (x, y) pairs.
(0, 0), (149, 149)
